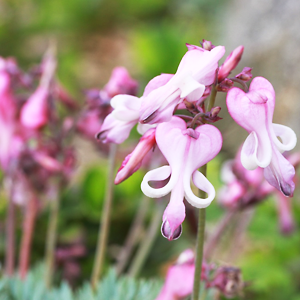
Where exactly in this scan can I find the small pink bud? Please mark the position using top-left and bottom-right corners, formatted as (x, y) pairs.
(33, 152), (62, 172)
(236, 67), (253, 82)
(201, 39), (215, 51)
(210, 106), (221, 118)
(114, 128), (156, 184)
(218, 45), (244, 82)
(20, 86), (49, 129)
(217, 78), (234, 92)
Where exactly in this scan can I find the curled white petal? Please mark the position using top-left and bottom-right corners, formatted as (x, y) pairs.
(271, 123), (297, 153)
(241, 131), (272, 170)
(137, 123), (157, 135)
(141, 166), (177, 198)
(178, 75), (205, 101)
(184, 170), (215, 208)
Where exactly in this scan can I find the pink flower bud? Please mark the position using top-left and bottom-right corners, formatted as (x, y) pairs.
(217, 78), (234, 92)
(218, 45), (244, 82)
(114, 128), (156, 184)
(201, 39), (215, 51)
(20, 86), (49, 129)
(235, 67), (253, 82)
(33, 152), (62, 172)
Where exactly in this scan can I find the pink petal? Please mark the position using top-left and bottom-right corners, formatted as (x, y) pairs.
(270, 123), (297, 153)
(143, 73), (174, 97)
(263, 146), (295, 197)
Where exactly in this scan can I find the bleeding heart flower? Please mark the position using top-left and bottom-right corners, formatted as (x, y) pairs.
(226, 77), (297, 196)
(141, 116), (222, 240)
(139, 45), (225, 124)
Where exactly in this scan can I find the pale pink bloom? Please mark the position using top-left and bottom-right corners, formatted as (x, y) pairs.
(226, 77), (297, 196)
(96, 94), (143, 144)
(218, 46), (244, 83)
(114, 128), (156, 184)
(140, 45), (225, 124)
(103, 66), (138, 98)
(141, 117), (222, 240)
(96, 74), (170, 144)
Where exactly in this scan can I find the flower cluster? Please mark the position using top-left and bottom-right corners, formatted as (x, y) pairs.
(96, 40), (297, 241)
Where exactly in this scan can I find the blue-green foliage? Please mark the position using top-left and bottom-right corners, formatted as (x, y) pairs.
(0, 267), (162, 300)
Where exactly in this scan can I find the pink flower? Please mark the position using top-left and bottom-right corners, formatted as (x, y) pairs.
(140, 45), (225, 124)
(114, 128), (156, 184)
(20, 49), (56, 129)
(96, 74), (170, 144)
(141, 117), (222, 240)
(103, 67), (138, 98)
(155, 249), (207, 300)
(96, 94), (147, 144)
(226, 77), (297, 196)
(218, 46), (244, 83)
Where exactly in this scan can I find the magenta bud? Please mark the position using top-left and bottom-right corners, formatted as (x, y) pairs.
(217, 78), (234, 92)
(236, 67), (253, 82)
(201, 39), (215, 51)
(161, 219), (182, 241)
(218, 45), (244, 82)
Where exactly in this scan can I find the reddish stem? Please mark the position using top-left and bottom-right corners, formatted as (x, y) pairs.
(19, 195), (38, 279)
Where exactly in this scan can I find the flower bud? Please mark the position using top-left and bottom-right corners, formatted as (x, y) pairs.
(114, 128), (156, 184)
(209, 267), (244, 298)
(201, 39), (215, 51)
(235, 67), (253, 82)
(217, 78), (234, 92)
(218, 45), (244, 82)
(20, 86), (49, 129)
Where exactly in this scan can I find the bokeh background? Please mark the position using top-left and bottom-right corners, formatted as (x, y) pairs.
(1, 0), (300, 299)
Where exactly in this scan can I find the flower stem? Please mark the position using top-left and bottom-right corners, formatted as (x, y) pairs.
(45, 190), (60, 289)
(207, 85), (217, 112)
(91, 143), (117, 290)
(128, 201), (164, 278)
(115, 194), (150, 276)
(19, 194), (38, 279)
(192, 165), (207, 300)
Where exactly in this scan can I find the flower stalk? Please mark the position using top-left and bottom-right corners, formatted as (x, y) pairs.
(192, 165), (207, 300)
(45, 190), (60, 289)
(91, 143), (117, 290)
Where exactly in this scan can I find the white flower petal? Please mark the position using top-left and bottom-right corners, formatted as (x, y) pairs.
(271, 123), (297, 153)
(184, 170), (215, 208)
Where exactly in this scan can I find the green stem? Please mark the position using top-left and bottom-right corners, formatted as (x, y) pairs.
(128, 202), (164, 278)
(45, 190), (60, 289)
(91, 143), (117, 290)
(192, 165), (207, 300)
(207, 85), (217, 112)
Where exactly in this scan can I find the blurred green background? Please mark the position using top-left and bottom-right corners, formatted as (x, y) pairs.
(1, 0), (300, 299)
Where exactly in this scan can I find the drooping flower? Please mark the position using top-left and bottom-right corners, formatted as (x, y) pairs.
(226, 77), (297, 196)
(141, 116), (222, 240)
(139, 45), (225, 124)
